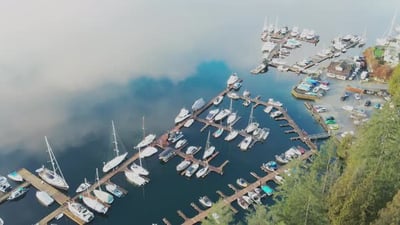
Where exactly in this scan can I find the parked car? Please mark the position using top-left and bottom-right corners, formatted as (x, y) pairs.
(364, 100), (371, 106)
(340, 92), (350, 101)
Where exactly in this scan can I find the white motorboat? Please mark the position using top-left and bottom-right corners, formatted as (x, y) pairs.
(195, 166), (209, 178)
(0, 217), (3, 225)
(139, 146), (158, 158)
(184, 163), (200, 177)
(212, 127), (224, 138)
(202, 131), (215, 160)
(36, 191), (54, 207)
(227, 73), (239, 87)
(263, 105), (273, 114)
(7, 187), (29, 201)
(224, 129), (239, 141)
(243, 89), (250, 98)
(199, 195), (213, 208)
(103, 121), (128, 173)
(227, 91), (239, 100)
(93, 168), (114, 204)
(260, 128), (270, 141)
(243, 99), (251, 107)
(236, 178), (248, 188)
(213, 96), (223, 105)
(175, 139), (187, 149)
(37, 136), (69, 190)
(7, 171), (23, 182)
(105, 183), (124, 197)
(214, 109), (231, 121)
(233, 82), (242, 90)
(248, 191), (262, 204)
(274, 175), (285, 184)
(185, 146), (201, 155)
(125, 170), (148, 186)
(243, 195), (253, 205)
(130, 163), (149, 176)
(253, 127), (262, 136)
(183, 118), (194, 128)
(158, 147), (176, 162)
(176, 160), (191, 172)
(192, 98), (206, 111)
(135, 134), (156, 149)
(205, 108), (220, 121)
(0, 176), (11, 193)
(238, 136), (252, 151)
(82, 194), (108, 214)
(270, 110), (283, 118)
(174, 108), (191, 124)
(268, 98), (283, 107)
(75, 177), (91, 193)
(167, 131), (184, 143)
(67, 202), (94, 223)
(275, 153), (289, 164)
(237, 196), (249, 210)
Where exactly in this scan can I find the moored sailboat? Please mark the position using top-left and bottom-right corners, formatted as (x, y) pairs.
(195, 166), (209, 178)
(202, 131), (215, 160)
(36, 136), (69, 190)
(76, 178), (91, 193)
(125, 170), (148, 186)
(103, 121), (128, 173)
(93, 168), (114, 204)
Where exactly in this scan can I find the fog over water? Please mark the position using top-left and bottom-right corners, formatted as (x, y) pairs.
(0, 0), (398, 154)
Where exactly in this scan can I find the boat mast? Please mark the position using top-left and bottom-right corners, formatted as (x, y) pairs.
(142, 116), (146, 138)
(111, 120), (119, 157)
(44, 136), (67, 182)
(229, 98), (233, 111)
(206, 131), (211, 149)
(248, 105), (254, 125)
(96, 168), (102, 191)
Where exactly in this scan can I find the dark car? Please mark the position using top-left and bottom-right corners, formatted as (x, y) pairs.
(364, 100), (371, 106)
(340, 92), (349, 101)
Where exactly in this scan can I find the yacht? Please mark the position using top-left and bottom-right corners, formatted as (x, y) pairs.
(135, 134), (156, 149)
(212, 127), (224, 138)
(232, 82), (242, 90)
(175, 139), (187, 149)
(205, 108), (220, 121)
(263, 105), (273, 114)
(238, 136), (252, 151)
(93, 169), (114, 204)
(227, 91), (239, 100)
(36, 191), (54, 207)
(245, 106), (259, 133)
(185, 146), (201, 155)
(184, 163), (200, 177)
(103, 121), (128, 173)
(270, 110), (283, 118)
(199, 195), (213, 208)
(202, 131), (215, 160)
(105, 183), (124, 198)
(130, 163), (149, 176)
(213, 96), (223, 105)
(67, 202), (94, 223)
(262, 161), (278, 172)
(7, 171), (23, 182)
(7, 187), (29, 201)
(195, 166), (209, 178)
(82, 194), (108, 214)
(275, 153), (290, 164)
(167, 131), (184, 143)
(183, 118), (194, 128)
(139, 146), (158, 158)
(176, 160), (191, 172)
(125, 170), (148, 186)
(76, 178), (91, 193)
(214, 108), (231, 121)
(0, 176), (11, 193)
(236, 178), (248, 188)
(174, 108), (191, 124)
(37, 136), (69, 190)
(192, 98), (205, 111)
(158, 147), (176, 162)
(224, 129), (239, 141)
(243, 89), (250, 98)
(227, 73), (239, 87)
(237, 196), (249, 210)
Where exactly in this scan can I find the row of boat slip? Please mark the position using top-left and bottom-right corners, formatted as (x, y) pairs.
(236, 186), (271, 210)
(176, 159), (209, 178)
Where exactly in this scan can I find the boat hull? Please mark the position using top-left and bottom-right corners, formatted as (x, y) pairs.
(38, 168), (69, 190)
(102, 152), (128, 173)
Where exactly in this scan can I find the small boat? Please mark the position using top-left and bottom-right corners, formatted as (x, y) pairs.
(176, 160), (191, 172)
(237, 196), (249, 210)
(167, 131), (184, 143)
(139, 146), (158, 158)
(0, 217), (3, 225)
(214, 109), (231, 122)
(76, 178), (91, 193)
(8, 187), (29, 201)
(262, 161), (278, 172)
(174, 107), (191, 124)
(275, 154), (289, 164)
(0, 176), (11, 193)
(243, 99), (251, 107)
(261, 185), (274, 196)
(105, 183), (124, 197)
(36, 191), (54, 206)
(135, 134), (157, 149)
(205, 108), (220, 121)
(192, 98), (206, 111)
(274, 175), (284, 184)
(238, 136), (252, 151)
(224, 129), (238, 141)
(7, 171), (23, 182)
(233, 82), (242, 90)
(81, 194), (108, 214)
(243, 89), (250, 97)
(202, 131), (215, 160)
(268, 98), (283, 107)
(227, 92), (240, 100)
(227, 73), (239, 87)
(270, 110), (282, 118)
(213, 96), (223, 105)
(242, 195), (253, 205)
(158, 147), (176, 162)
(67, 202), (94, 223)
(183, 118), (194, 128)
(245, 106), (259, 133)
(175, 139), (187, 149)
(213, 127), (224, 138)
(226, 112), (237, 125)
(199, 195), (213, 208)
(248, 191), (262, 204)
(263, 105), (273, 114)
(195, 166), (209, 178)
(54, 213), (64, 220)
(93, 169), (114, 204)
(260, 128), (270, 140)
(130, 163), (149, 176)
(103, 121), (128, 173)
(236, 178), (248, 188)
(184, 163), (200, 177)
(253, 127), (262, 136)
(125, 170), (148, 186)
(185, 146), (200, 155)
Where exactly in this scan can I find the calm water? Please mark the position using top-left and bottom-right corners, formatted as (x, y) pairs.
(0, 1), (397, 224)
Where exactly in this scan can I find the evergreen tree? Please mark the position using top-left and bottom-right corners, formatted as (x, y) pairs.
(201, 199), (235, 225)
(371, 190), (400, 225)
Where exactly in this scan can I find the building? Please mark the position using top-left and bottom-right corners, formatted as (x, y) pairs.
(326, 60), (354, 80)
